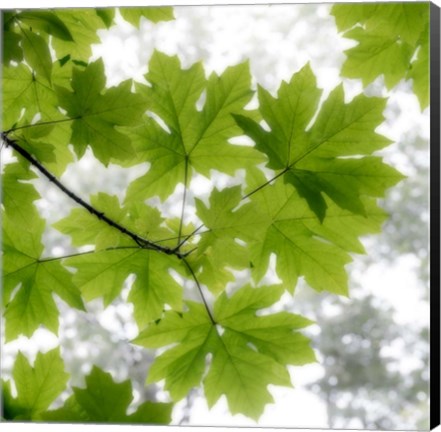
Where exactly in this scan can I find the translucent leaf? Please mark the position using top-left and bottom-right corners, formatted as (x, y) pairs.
(332, 2), (429, 108)
(64, 249), (182, 328)
(196, 170), (389, 294)
(234, 64), (403, 221)
(42, 366), (172, 424)
(55, 60), (148, 164)
(2, 214), (85, 341)
(119, 6), (174, 27)
(125, 52), (263, 203)
(3, 348), (69, 420)
(134, 285), (314, 420)
(19, 11), (74, 41)
(21, 29), (53, 84)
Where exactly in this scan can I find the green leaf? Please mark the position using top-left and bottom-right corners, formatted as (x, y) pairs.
(332, 3), (428, 46)
(332, 3), (429, 102)
(213, 284), (315, 366)
(3, 348), (69, 420)
(54, 193), (131, 251)
(2, 162), (40, 226)
(64, 248), (182, 328)
(341, 27), (414, 89)
(196, 170), (388, 295)
(234, 64), (402, 221)
(119, 6), (174, 27)
(50, 10), (108, 62)
(42, 366), (172, 424)
(193, 186), (251, 293)
(21, 28), (53, 84)
(125, 52), (263, 203)
(56, 60), (148, 164)
(2, 214), (85, 341)
(2, 63), (59, 130)
(95, 8), (115, 28)
(18, 11), (74, 41)
(135, 285), (314, 419)
(3, 30), (23, 63)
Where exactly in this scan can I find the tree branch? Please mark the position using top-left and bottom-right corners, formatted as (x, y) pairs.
(1, 132), (185, 259)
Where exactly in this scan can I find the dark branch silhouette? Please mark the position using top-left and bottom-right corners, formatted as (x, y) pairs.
(1, 132), (185, 259)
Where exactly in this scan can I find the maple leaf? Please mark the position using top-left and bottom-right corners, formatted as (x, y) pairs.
(50, 10), (109, 62)
(234, 63), (403, 221)
(332, 3), (429, 108)
(64, 249), (182, 329)
(192, 186), (251, 293)
(134, 284), (314, 420)
(124, 51), (264, 203)
(340, 27), (414, 89)
(21, 28), (53, 84)
(42, 366), (172, 424)
(3, 348), (69, 420)
(2, 162), (40, 226)
(119, 6), (174, 27)
(196, 170), (389, 294)
(55, 59), (149, 164)
(17, 11), (74, 41)
(2, 213), (85, 341)
(2, 63), (58, 130)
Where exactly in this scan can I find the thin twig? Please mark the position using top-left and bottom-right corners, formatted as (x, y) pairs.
(173, 223), (206, 252)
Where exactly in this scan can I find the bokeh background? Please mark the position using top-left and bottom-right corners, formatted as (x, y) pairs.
(2, 3), (430, 430)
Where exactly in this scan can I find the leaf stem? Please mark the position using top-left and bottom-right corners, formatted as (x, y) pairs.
(39, 246), (142, 263)
(177, 156), (190, 247)
(182, 258), (216, 325)
(241, 167), (289, 201)
(172, 223), (206, 251)
(4, 117), (78, 135)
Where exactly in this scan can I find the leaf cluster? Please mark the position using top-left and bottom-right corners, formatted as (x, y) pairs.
(1, 4), (412, 423)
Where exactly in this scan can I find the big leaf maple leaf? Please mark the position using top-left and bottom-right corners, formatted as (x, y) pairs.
(124, 51), (264, 202)
(134, 284), (314, 420)
(234, 63), (402, 221)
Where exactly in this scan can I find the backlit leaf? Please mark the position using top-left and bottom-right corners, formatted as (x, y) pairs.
(42, 366), (172, 424)
(64, 248), (182, 328)
(135, 285), (314, 419)
(234, 64), (402, 221)
(3, 348), (69, 420)
(21, 29), (53, 84)
(2, 214), (85, 341)
(125, 52), (263, 203)
(56, 60), (148, 164)
(119, 6), (174, 27)
(19, 11), (74, 41)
